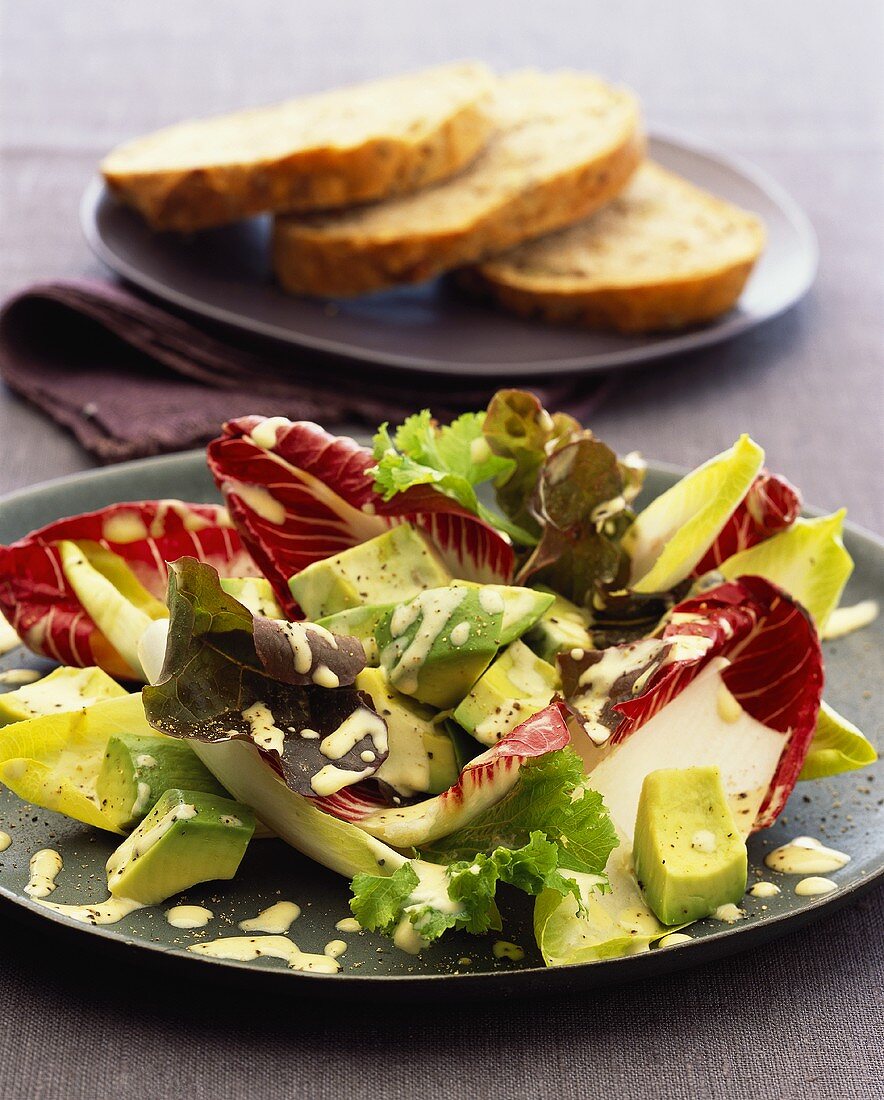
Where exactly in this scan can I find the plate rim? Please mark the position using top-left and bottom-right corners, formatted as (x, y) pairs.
(0, 449), (879, 993)
(80, 131), (819, 378)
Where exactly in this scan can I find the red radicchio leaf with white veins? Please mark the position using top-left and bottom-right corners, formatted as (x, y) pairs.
(311, 702), (572, 843)
(693, 470), (802, 575)
(563, 576), (823, 830)
(207, 416), (515, 618)
(0, 500), (256, 675)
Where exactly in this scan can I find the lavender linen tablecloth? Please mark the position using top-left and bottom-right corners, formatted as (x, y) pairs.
(0, 2), (882, 1098)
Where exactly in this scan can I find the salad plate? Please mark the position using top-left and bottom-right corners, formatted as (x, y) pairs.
(81, 134), (817, 378)
(0, 423), (879, 999)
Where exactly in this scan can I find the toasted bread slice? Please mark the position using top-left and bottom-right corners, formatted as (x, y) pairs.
(101, 62), (495, 231)
(272, 71), (643, 297)
(461, 162), (766, 333)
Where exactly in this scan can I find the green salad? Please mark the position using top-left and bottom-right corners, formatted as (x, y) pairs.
(0, 390), (876, 969)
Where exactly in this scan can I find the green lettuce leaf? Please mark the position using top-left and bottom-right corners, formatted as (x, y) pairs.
(353, 748), (617, 948)
(798, 701), (877, 781)
(421, 747), (618, 876)
(717, 511), (853, 629)
(370, 411), (536, 545)
(624, 435), (764, 594)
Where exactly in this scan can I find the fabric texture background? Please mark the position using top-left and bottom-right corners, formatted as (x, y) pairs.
(0, 2), (881, 1098)
(0, 280), (613, 461)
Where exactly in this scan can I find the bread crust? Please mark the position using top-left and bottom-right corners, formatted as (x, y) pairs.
(461, 163), (766, 333)
(273, 114), (644, 296)
(102, 66), (495, 232)
(460, 257), (760, 333)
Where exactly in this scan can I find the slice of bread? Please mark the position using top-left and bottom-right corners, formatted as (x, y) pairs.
(272, 71), (643, 297)
(460, 162), (766, 333)
(101, 62), (495, 232)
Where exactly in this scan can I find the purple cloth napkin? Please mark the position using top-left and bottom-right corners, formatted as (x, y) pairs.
(0, 279), (616, 462)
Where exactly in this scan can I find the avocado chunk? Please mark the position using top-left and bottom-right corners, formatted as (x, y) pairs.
(524, 587), (593, 662)
(219, 577), (282, 618)
(452, 582), (555, 645)
(106, 788), (255, 905)
(96, 733), (228, 832)
(0, 666), (127, 727)
(317, 605), (396, 666)
(633, 766), (747, 925)
(288, 525), (452, 619)
(375, 586), (501, 709)
(453, 640), (560, 745)
(356, 667), (471, 795)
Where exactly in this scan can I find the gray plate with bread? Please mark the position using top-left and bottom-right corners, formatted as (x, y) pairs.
(82, 62), (818, 376)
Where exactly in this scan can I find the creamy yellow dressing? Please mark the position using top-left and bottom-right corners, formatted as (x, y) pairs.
(764, 836), (850, 875)
(384, 588), (467, 695)
(657, 932), (693, 948)
(335, 917), (361, 933)
(748, 881), (781, 898)
(575, 639), (663, 745)
(25, 849), (63, 898)
(239, 901), (301, 934)
(242, 701), (286, 755)
(691, 830), (718, 854)
(712, 903), (745, 923)
(189, 935), (340, 973)
(319, 708), (388, 762)
(310, 763), (374, 796)
(167, 905), (214, 929)
(0, 831), (10, 852)
(102, 511), (150, 543)
(795, 876), (838, 897)
(324, 939), (347, 959)
(0, 668), (41, 686)
(224, 480), (286, 525)
(40, 895), (144, 925)
(311, 664), (339, 689)
(822, 600), (878, 640)
(248, 417), (291, 451)
(492, 941), (525, 961)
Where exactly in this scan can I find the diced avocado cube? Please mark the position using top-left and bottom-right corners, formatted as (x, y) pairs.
(453, 640), (559, 745)
(219, 577), (283, 618)
(633, 766), (748, 926)
(317, 605), (396, 666)
(452, 582), (555, 645)
(288, 525), (451, 619)
(96, 733), (228, 832)
(106, 788), (254, 905)
(375, 586), (501, 709)
(357, 667), (472, 795)
(524, 587), (593, 662)
(0, 666), (127, 727)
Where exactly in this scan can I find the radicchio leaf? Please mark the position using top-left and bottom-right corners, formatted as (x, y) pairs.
(564, 576), (823, 829)
(693, 469), (802, 574)
(0, 500), (255, 677)
(336, 703), (572, 846)
(207, 416), (515, 617)
(142, 558), (385, 798)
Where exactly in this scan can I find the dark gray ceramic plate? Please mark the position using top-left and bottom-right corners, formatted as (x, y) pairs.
(0, 451), (880, 999)
(81, 135), (818, 378)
